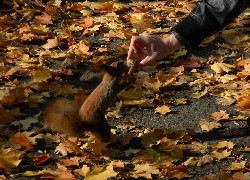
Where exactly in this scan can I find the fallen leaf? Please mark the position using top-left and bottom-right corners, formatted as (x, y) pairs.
(85, 164), (118, 180)
(210, 110), (230, 121)
(32, 153), (50, 166)
(155, 105), (171, 115)
(0, 148), (24, 171)
(228, 161), (246, 171)
(237, 95), (250, 109)
(212, 149), (231, 160)
(10, 131), (32, 151)
(42, 37), (60, 49)
(211, 63), (235, 74)
(35, 12), (53, 25)
(199, 119), (222, 131)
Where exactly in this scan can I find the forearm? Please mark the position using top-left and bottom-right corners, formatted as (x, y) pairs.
(171, 0), (249, 49)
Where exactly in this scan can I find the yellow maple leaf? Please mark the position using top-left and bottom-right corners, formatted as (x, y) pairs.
(0, 148), (24, 171)
(73, 40), (93, 56)
(212, 149), (231, 160)
(155, 105), (171, 115)
(210, 110), (230, 121)
(42, 37), (60, 49)
(199, 119), (222, 131)
(130, 13), (154, 30)
(211, 62), (235, 74)
(32, 69), (52, 83)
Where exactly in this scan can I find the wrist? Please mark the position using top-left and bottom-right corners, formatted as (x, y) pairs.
(163, 33), (183, 52)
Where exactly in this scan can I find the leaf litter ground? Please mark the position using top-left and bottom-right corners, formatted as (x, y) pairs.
(0, 0), (250, 179)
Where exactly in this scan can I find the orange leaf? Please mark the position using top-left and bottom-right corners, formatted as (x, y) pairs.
(10, 131), (32, 151)
(32, 153), (50, 166)
(237, 95), (250, 109)
(82, 17), (94, 28)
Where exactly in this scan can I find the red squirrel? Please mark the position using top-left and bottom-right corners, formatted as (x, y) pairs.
(44, 60), (136, 142)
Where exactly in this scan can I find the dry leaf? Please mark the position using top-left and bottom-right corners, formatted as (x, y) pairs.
(10, 131), (32, 151)
(32, 153), (50, 166)
(0, 148), (24, 171)
(155, 105), (171, 115)
(211, 63), (235, 74)
(212, 149), (231, 160)
(210, 110), (230, 121)
(237, 95), (250, 109)
(35, 12), (53, 25)
(199, 119), (222, 131)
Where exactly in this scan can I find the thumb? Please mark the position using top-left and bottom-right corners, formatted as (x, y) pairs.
(138, 55), (155, 70)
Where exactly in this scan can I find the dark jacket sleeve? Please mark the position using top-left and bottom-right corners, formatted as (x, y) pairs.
(170, 0), (249, 49)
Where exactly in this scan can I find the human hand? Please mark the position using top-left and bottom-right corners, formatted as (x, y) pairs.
(127, 34), (183, 70)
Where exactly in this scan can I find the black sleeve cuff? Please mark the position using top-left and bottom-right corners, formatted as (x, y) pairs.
(170, 14), (205, 49)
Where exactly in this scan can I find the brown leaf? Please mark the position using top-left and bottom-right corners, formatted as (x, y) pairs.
(81, 17), (94, 28)
(0, 106), (17, 124)
(228, 161), (246, 171)
(42, 37), (60, 49)
(0, 148), (24, 171)
(237, 95), (250, 109)
(210, 110), (230, 121)
(35, 12), (53, 25)
(199, 119), (222, 132)
(212, 149), (231, 160)
(155, 105), (171, 115)
(32, 153), (50, 166)
(10, 131), (32, 151)
(197, 154), (213, 166)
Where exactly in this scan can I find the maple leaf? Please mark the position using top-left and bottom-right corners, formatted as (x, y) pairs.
(232, 172), (250, 180)
(59, 157), (80, 167)
(10, 131), (33, 151)
(77, 164), (90, 177)
(212, 149), (231, 160)
(130, 13), (154, 30)
(73, 40), (93, 56)
(35, 12), (53, 25)
(219, 74), (237, 84)
(216, 96), (236, 106)
(210, 110), (230, 121)
(81, 17), (94, 28)
(210, 62), (235, 74)
(228, 161), (246, 171)
(106, 101), (123, 119)
(32, 69), (52, 83)
(88, 133), (108, 155)
(212, 141), (235, 149)
(32, 153), (50, 166)
(165, 165), (190, 179)
(0, 148), (24, 171)
(132, 163), (160, 179)
(236, 95), (250, 109)
(42, 37), (61, 49)
(199, 119), (222, 131)
(196, 154), (214, 166)
(11, 116), (39, 131)
(155, 105), (171, 115)
(221, 29), (249, 45)
(85, 164), (118, 180)
(55, 140), (87, 156)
